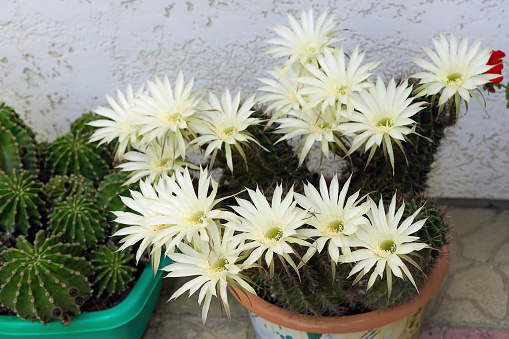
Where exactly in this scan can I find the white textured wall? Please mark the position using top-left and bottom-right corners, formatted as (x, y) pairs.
(0, 0), (508, 200)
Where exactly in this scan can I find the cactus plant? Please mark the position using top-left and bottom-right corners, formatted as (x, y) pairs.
(0, 231), (93, 325)
(48, 195), (108, 248)
(70, 112), (100, 139)
(342, 81), (452, 197)
(215, 107), (311, 203)
(95, 172), (133, 232)
(0, 103), (38, 176)
(91, 242), (136, 296)
(44, 131), (112, 184)
(45, 174), (95, 208)
(251, 194), (450, 316)
(0, 169), (45, 236)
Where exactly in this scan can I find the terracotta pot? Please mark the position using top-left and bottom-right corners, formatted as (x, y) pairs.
(232, 246), (449, 338)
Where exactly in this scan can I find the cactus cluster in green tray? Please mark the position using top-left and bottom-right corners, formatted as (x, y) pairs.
(0, 103), (38, 176)
(0, 231), (93, 325)
(0, 104), (139, 325)
(91, 242), (136, 296)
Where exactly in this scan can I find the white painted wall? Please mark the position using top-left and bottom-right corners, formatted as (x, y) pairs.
(0, 0), (508, 200)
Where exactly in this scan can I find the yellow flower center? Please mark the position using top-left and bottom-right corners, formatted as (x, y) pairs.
(323, 220), (344, 236)
(122, 122), (135, 131)
(207, 257), (227, 277)
(331, 84), (349, 96)
(261, 226), (283, 245)
(375, 118), (394, 133)
(446, 72), (464, 87)
(162, 107), (182, 124)
(219, 126), (237, 139)
(298, 43), (317, 54)
(374, 239), (397, 258)
(187, 210), (206, 227)
(312, 121), (331, 134)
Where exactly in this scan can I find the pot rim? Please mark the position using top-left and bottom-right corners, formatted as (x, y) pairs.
(232, 245), (449, 334)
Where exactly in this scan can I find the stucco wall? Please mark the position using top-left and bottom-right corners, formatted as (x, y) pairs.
(0, 0), (508, 199)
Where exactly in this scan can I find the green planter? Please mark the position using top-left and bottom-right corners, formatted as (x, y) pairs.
(0, 257), (171, 339)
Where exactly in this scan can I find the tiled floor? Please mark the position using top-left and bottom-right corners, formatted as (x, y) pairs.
(143, 207), (509, 338)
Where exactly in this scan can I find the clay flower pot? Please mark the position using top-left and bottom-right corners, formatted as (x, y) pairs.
(233, 246), (449, 339)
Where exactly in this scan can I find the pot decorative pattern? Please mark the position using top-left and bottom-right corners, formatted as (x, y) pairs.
(248, 306), (424, 339)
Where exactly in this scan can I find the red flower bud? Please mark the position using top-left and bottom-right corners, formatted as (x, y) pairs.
(485, 50), (505, 83)
(487, 50), (506, 65)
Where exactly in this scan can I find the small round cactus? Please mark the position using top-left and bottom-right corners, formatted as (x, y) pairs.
(0, 231), (93, 325)
(91, 242), (136, 296)
(0, 169), (45, 236)
(96, 172), (133, 232)
(70, 112), (100, 139)
(45, 174), (95, 208)
(0, 103), (38, 176)
(48, 195), (108, 248)
(44, 132), (112, 184)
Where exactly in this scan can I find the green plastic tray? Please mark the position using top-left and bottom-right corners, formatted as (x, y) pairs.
(0, 257), (171, 339)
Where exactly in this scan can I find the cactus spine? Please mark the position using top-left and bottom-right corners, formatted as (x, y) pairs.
(45, 132), (112, 184)
(0, 103), (38, 176)
(45, 174), (95, 209)
(0, 169), (45, 236)
(91, 242), (136, 296)
(48, 195), (108, 248)
(0, 231), (93, 325)
(95, 172), (133, 232)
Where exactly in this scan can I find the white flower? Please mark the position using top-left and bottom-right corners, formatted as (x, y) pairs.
(112, 179), (172, 271)
(132, 71), (202, 159)
(117, 138), (194, 185)
(342, 194), (429, 296)
(265, 8), (343, 69)
(297, 46), (380, 117)
(411, 33), (495, 117)
(165, 222), (256, 323)
(295, 174), (370, 266)
(192, 89), (261, 172)
(89, 84), (144, 160)
(151, 167), (237, 253)
(258, 65), (308, 123)
(227, 185), (311, 276)
(340, 77), (424, 170)
(275, 106), (347, 165)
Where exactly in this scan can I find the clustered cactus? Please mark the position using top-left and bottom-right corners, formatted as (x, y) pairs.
(45, 132), (112, 184)
(251, 194), (449, 316)
(0, 104), (139, 325)
(0, 169), (45, 237)
(0, 231), (93, 325)
(91, 242), (136, 296)
(0, 103), (38, 176)
(45, 174), (95, 208)
(48, 195), (108, 247)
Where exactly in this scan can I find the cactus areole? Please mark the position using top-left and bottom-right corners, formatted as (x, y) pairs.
(232, 246), (449, 336)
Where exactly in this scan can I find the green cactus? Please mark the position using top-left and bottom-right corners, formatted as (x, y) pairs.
(342, 80), (452, 197)
(0, 103), (38, 176)
(70, 112), (99, 139)
(44, 131), (112, 184)
(252, 195), (449, 316)
(0, 231), (93, 325)
(48, 195), (108, 248)
(91, 242), (136, 296)
(96, 172), (134, 232)
(0, 169), (45, 236)
(253, 249), (356, 316)
(35, 142), (51, 183)
(214, 107), (311, 204)
(45, 174), (95, 208)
